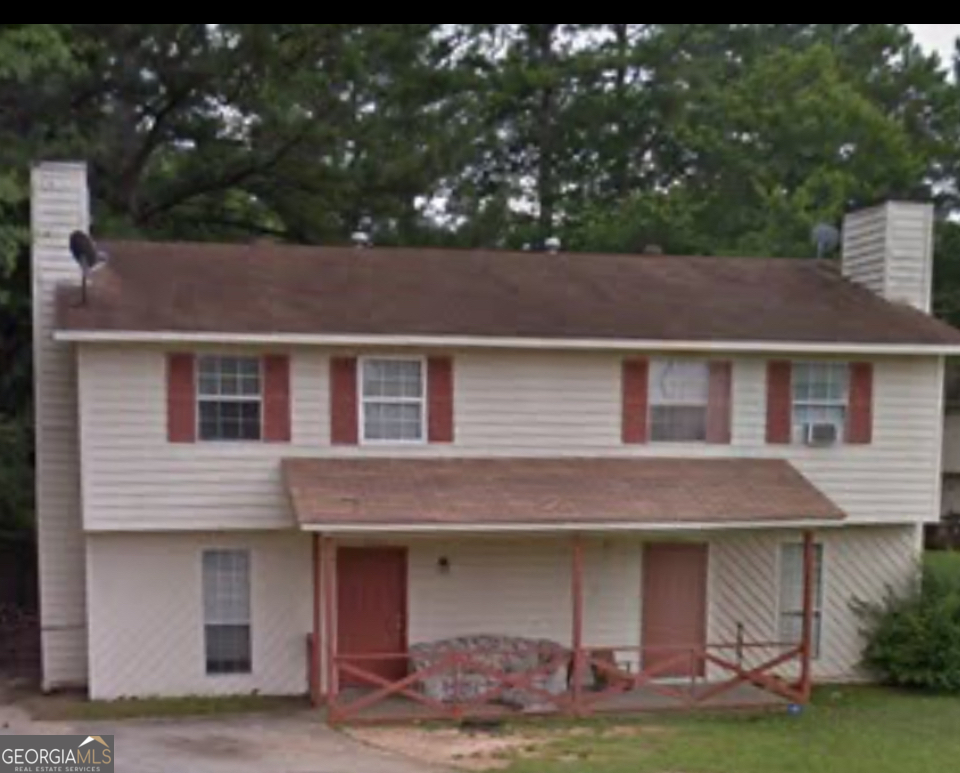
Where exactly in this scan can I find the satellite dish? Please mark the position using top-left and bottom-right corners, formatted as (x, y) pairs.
(812, 223), (841, 259)
(351, 231), (372, 249)
(69, 231), (106, 272)
(69, 231), (107, 305)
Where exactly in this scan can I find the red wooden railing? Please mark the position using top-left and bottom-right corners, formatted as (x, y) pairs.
(325, 638), (807, 724)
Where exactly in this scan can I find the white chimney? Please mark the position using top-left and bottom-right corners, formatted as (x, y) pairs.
(31, 162), (89, 691)
(842, 201), (935, 313)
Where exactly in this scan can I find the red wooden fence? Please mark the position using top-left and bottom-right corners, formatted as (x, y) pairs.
(326, 639), (807, 724)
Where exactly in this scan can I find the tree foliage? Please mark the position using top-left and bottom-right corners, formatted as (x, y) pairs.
(3, 24), (957, 252)
(0, 24), (73, 267)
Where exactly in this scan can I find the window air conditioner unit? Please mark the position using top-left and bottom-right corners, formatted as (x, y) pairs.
(805, 423), (839, 447)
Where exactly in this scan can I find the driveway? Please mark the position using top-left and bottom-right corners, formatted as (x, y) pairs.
(0, 701), (440, 773)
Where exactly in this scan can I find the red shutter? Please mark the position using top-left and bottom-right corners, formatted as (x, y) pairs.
(706, 361), (733, 445)
(622, 359), (650, 445)
(428, 357), (455, 444)
(167, 353), (197, 444)
(330, 357), (359, 446)
(766, 361), (793, 445)
(263, 355), (292, 443)
(847, 363), (874, 445)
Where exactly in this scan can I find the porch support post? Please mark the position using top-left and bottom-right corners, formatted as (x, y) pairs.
(799, 530), (816, 703)
(310, 534), (322, 708)
(322, 536), (339, 715)
(571, 534), (585, 716)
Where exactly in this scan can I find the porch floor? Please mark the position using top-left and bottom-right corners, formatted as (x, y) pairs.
(332, 683), (789, 724)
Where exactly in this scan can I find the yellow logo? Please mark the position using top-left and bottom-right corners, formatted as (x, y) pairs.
(77, 736), (113, 765)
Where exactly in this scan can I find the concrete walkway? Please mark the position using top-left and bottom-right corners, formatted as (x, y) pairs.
(0, 701), (440, 773)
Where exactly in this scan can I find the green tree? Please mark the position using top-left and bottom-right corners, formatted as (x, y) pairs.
(568, 33), (945, 258)
(0, 24), (73, 269)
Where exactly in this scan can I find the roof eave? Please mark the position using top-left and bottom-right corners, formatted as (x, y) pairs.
(52, 329), (960, 356)
(298, 518), (847, 536)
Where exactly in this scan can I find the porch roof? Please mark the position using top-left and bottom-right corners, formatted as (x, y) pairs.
(282, 458), (845, 532)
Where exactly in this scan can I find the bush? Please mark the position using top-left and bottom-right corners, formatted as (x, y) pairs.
(0, 416), (33, 535)
(859, 554), (960, 692)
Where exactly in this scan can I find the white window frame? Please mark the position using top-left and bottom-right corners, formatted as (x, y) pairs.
(202, 549), (253, 677)
(196, 355), (264, 443)
(648, 359), (711, 444)
(359, 356), (429, 446)
(791, 362), (849, 444)
(777, 542), (826, 660)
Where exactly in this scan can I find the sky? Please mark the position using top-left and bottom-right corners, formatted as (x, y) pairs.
(909, 24), (959, 61)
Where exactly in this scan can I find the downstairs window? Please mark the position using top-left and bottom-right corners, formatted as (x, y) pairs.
(779, 543), (825, 658)
(203, 550), (252, 676)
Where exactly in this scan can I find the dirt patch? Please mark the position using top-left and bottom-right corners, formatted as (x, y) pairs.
(348, 724), (672, 771)
(348, 728), (534, 771)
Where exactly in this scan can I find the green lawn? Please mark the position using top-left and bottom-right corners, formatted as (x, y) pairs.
(925, 550), (960, 579)
(502, 689), (960, 773)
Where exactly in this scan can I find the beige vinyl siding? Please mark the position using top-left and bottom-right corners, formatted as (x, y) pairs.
(454, 353), (621, 450)
(77, 347), (300, 531)
(886, 205), (935, 313)
(709, 525), (920, 680)
(408, 538), (642, 651)
(86, 532), (312, 701)
(842, 202), (934, 313)
(31, 164), (89, 689)
(77, 347), (941, 532)
(733, 356), (943, 526)
(842, 206), (890, 298)
(84, 526), (917, 700)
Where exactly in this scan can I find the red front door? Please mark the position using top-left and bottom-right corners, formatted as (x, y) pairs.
(337, 548), (408, 684)
(642, 543), (709, 678)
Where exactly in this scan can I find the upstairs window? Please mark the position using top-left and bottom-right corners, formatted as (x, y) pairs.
(197, 356), (263, 442)
(792, 363), (849, 442)
(361, 358), (426, 443)
(650, 360), (710, 443)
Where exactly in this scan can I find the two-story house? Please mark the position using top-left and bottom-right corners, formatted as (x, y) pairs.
(32, 162), (960, 722)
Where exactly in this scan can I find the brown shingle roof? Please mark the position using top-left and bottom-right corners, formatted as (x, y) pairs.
(282, 458), (845, 529)
(56, 241), (960, 346)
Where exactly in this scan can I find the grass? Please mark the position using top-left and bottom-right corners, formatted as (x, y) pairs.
(20, 692), (310, 722)
(925, 550), (960, 580)
(501, 688), (960, 773)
